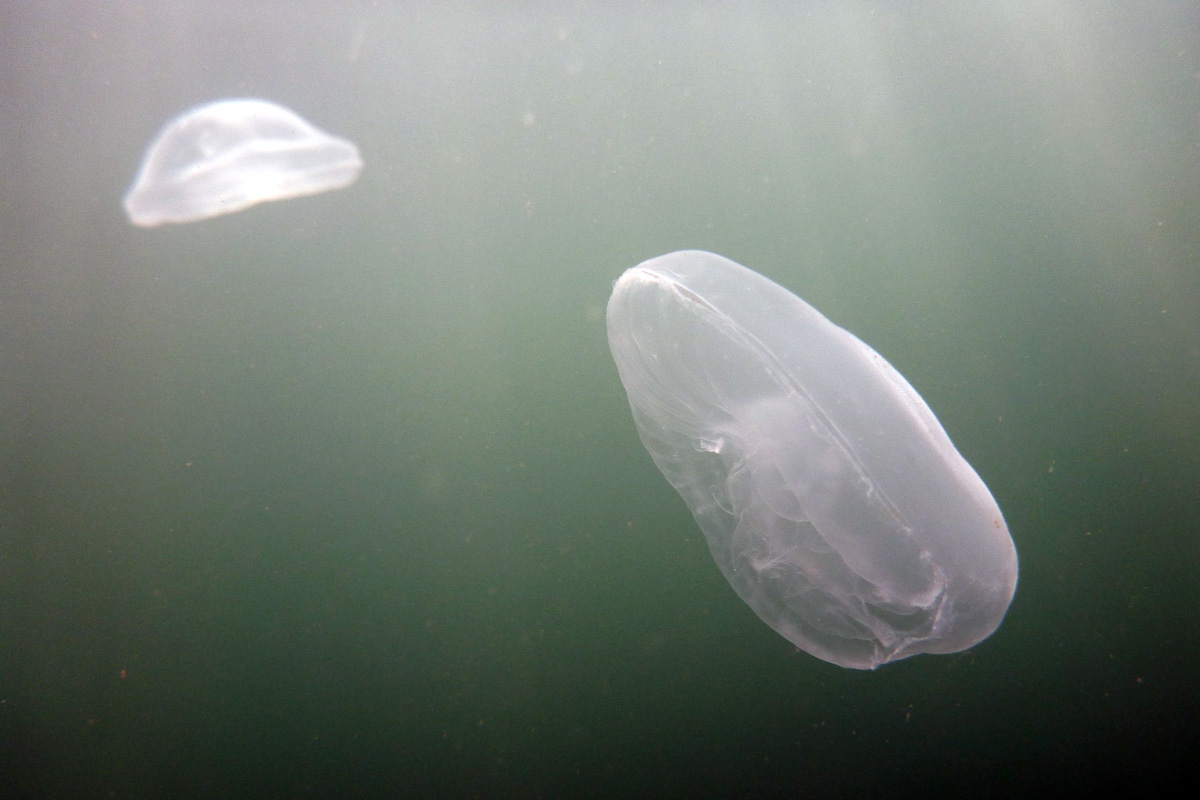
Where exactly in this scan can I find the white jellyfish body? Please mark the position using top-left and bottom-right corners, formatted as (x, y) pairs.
(123, 99), (363, 227)
(606, 250), (1018, 669)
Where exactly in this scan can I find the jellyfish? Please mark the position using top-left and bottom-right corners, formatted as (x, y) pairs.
(606, 250), (1018, 669)
(123, 98), (362, 227)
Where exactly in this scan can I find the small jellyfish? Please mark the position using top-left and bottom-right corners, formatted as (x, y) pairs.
(606, 250), (1018, 669)
(123, 98), (363, 227)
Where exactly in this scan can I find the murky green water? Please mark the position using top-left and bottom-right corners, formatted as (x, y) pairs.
(3, 2), (1197, 797)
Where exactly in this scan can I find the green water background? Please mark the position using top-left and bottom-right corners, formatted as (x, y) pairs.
(2, 2), (1198, 797)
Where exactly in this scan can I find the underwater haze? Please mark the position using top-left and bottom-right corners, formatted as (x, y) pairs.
(2, 2), (1198, 798)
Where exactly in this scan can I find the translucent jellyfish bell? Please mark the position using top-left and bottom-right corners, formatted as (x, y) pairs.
(606, 251), (1018, 670)
(123, 99), (363, 227)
